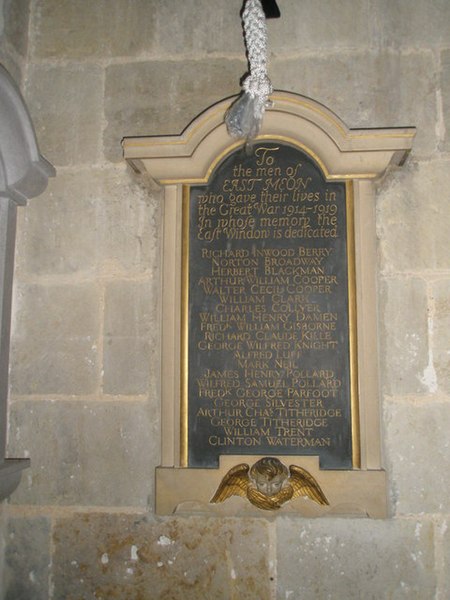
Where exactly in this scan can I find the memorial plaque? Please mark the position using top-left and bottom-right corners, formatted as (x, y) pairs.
(125, 92), (414, 516)
(184, 142), (356, 469)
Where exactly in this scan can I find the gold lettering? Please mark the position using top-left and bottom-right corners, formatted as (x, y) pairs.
(190, 144), (352, 465)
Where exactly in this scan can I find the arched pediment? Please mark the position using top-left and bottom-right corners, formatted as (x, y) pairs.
(0, 65), (55, 204)
(123, 92), (415, 184)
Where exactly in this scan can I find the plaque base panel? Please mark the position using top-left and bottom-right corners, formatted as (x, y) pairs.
(155, 455), (387, 518)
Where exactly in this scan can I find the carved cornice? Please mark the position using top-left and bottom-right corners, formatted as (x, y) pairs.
(123, 92), (415, 184)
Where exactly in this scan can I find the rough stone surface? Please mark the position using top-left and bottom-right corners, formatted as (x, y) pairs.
(3, 0), (30, 58)
(32, 0), (157, 59)
(0, 506), (4, 595)
(156, 0), (244, 56)
(269, 0), (370, 52)
(437, 517), (450, 598)
(103, 280), (155, 395)
(3, 516), (51, 600)
(379, 277), (429, 396)
(431, 279), (450, 394)
(100, 171), (161, 275)
(8, 400), (157, 506)
(104, 281), (153, 340)
(33, 0), (247, 59)
(277, 517), (435, 599)
(384, 400), (450, 515)
(24, 64), (103, 166)
(0, 0), (28, 87)
(52, 513), (273, 600)
(104, 58), (245, 161)
(10, 282), (101, 395)
(272, 51), (436, 157)
(369, 0), (450, 49)
(441, 50), (450, 152)
(377, 160), (450, 272)
(14, 168), (161, 277)
(104, 337), (152, 397)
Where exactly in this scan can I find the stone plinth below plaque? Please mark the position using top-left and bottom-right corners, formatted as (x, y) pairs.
(156, 456), (387, 518)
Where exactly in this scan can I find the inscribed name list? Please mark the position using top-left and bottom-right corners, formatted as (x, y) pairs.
(187, 142), (352, 468)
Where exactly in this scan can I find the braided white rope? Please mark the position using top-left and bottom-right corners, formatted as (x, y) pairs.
(242, 0), (273, 119)
(226, 0), (273, 139)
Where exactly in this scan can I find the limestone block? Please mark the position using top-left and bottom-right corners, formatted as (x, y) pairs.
(14, 168), (161, 277)
(437, 516), (450, 597)
(52, 513), (272, 599)
(10, 283), (101, 395)
(25, 64), (103, 166)
(370, 0), (450, 49)
(14, 171), (102, 277)
(156, 0), (248, 55)
(104, 280), (154, 339)
(272, 51), (436, 156)
(277, 517), (435, 599)
(103, 280), (157, 395)
(431, 280), (450, 394)
(100, 171), (162, 275)
(32, 0), (157, 59)
(104, 58), (245, 162)
(8, 400), (158, 506)
(379, 277), (429, 396)
(377, 160), (450, 272)
(269, 0), (370, 52)
(442, 50), (450, 151)
(104, 337), (152, 396)
(3, 0), (30, 58)
(384, 400), (450, 515)
(4, 516), (51, 600)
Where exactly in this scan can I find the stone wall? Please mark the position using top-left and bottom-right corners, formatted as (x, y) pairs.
(0, 0), (30, 85)
(2, 0), (450, 598)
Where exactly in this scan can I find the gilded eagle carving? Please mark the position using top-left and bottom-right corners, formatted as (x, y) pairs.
(211, 457), (329, 511)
